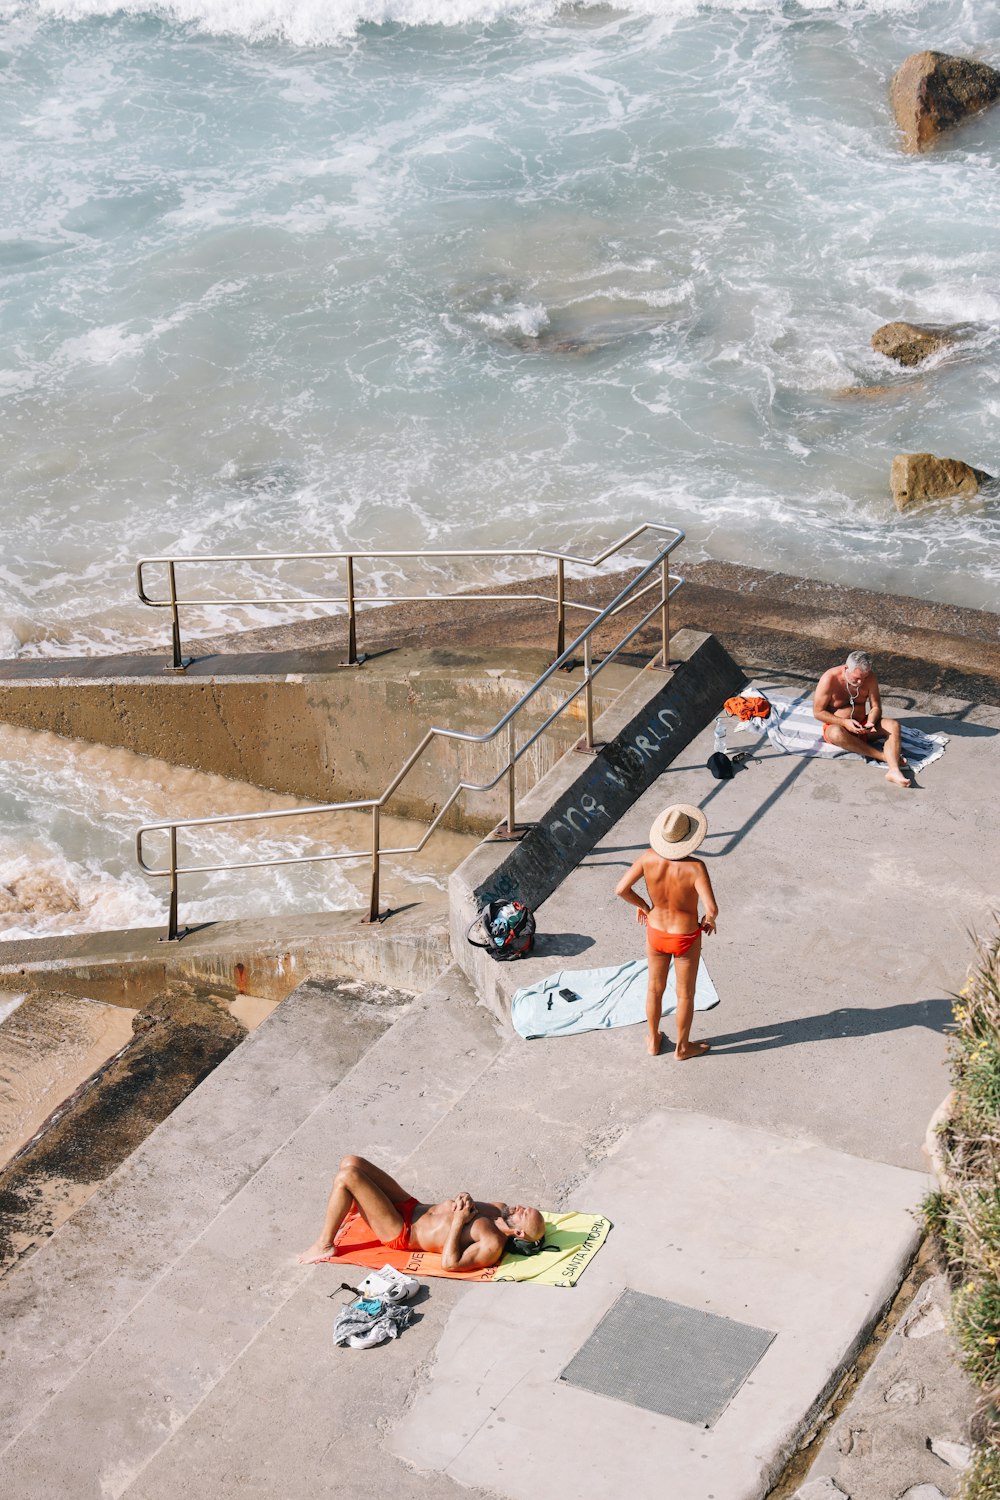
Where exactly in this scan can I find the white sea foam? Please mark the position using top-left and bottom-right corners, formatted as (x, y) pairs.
(6, 0), (932, 44)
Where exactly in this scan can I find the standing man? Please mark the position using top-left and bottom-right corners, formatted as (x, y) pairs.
(616, 803), (718, 1059)
(813, 650), (909, 787)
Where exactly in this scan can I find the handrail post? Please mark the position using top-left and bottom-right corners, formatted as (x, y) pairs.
(555, 557), (565, 660)
(167, 826), (179, 941)
(367, 804), (381, 922)
(346, 555), (358, 665)
(167, 562), (186, 672)
(506, 720), (517, 835)
(584, 637), (595, 750)
(660, 557), (670, 669)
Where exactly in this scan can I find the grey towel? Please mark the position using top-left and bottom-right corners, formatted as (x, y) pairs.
(333, 1299), (414, 1347)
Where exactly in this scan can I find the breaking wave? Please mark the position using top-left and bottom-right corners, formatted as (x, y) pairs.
(5, 0), (928, 45)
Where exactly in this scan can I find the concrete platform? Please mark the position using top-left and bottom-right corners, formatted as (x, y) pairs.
(458, 676), (999, 1170)
(0, 670), (995, 1499)
(394, 1112), (926, 1500)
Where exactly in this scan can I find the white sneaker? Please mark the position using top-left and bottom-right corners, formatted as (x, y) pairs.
(355, 1264), (419, 1304)
(347, 1322), (391, 1350)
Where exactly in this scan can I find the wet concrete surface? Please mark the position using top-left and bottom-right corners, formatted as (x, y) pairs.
(0, 560), (994, 706)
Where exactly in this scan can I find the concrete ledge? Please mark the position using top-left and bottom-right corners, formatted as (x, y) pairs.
(0, 903), (452, 1006)
(449, 630), (745, 1019)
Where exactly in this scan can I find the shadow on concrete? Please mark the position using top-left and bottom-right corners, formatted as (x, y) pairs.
(530, 931), (595, 960)
(708, 997), (953, 1055)
(903, 716), (997, 739)
(700, 753), (812, 859)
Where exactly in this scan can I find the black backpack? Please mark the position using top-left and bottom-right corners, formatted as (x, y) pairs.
(466, 899), (536, 962)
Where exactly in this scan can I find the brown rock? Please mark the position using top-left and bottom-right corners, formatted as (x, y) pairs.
(890, 452), (994, 512)
(835, 384), (910, 400)
(871, 322), (955, 367)
(891, 51), (1000, 153)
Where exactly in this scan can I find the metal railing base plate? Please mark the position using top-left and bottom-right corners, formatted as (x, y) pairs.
(486, 823), (534, 843)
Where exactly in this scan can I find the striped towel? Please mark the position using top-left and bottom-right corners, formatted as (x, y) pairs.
(760, 692), (948, 771)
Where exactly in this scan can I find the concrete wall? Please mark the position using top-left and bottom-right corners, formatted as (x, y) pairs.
(0, 648), (633, 834)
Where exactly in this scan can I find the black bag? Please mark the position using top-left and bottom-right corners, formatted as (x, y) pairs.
(708, 749), (750, 781)
(466, 899), (536, 962)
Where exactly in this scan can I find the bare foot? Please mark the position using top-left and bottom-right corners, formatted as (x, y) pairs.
(647, 1031), (664, 1056)
(885, 769), (910, 788)
(674, 1040), (711, 1060)
(296, 1242), (339, 1264)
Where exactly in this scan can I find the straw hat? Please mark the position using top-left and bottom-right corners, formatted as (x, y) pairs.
(649, 803), (708, 860)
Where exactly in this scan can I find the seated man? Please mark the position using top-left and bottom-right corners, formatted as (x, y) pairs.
(813, 650), (909, 788)
(297, 1155), (546, 1270)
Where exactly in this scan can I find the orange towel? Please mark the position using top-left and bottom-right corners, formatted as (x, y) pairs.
(331, 1206), (497, 1279)
(724, 694), (771, 721)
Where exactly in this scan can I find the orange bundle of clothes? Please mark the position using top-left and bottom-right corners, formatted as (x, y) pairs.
(723, 694), (772, 721)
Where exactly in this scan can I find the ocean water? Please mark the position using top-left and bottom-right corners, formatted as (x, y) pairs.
(0, 0), (996, 663)
(0, 725), (475, 937)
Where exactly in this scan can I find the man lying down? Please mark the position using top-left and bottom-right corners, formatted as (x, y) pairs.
(297, 1154), (546, 1270)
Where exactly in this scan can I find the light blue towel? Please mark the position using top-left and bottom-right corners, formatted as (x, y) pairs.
(511, 959), (719, 1040)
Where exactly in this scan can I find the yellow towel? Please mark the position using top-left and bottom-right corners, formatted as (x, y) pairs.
(491, 1211), (612, 1287)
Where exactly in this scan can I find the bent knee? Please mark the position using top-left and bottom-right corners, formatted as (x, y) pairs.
(339, 1153), (365, 1172)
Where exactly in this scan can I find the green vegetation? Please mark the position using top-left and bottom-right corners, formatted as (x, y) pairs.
(924, 923), (1000, 1495)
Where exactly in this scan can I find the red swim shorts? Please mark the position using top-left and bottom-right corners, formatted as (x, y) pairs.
(386, 1196), (418, 1252)
(823, 722), (876, 745)
(646, 926), (701, 957)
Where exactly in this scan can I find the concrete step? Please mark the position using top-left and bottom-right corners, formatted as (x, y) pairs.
(0, 965), (502, 1498)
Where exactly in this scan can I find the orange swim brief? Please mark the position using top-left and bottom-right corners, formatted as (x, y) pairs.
(386, 1196), (418, 1252)
(823, 722), (877, 745)
(646, 926), (701, 957)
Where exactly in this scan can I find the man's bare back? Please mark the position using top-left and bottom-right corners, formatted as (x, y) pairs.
(640, 852), (710, 935)
(616, 804), (718, 1061)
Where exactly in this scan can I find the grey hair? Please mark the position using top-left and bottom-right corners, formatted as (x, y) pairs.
(846, 650), (873, 673)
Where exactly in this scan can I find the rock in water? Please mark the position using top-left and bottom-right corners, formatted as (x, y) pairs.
(890, 453), (994, 512)
(891, 51), (1000, 153)
(871, 322), (955, 367)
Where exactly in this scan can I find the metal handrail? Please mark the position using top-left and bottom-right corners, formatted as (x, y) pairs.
(135, 524), (684, 939)
(137, 523), (680, 670)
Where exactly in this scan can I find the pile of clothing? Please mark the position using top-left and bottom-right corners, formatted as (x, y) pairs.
(332, 1264), (420, 1350)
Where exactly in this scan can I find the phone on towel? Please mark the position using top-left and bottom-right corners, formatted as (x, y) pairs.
(558, 988), (580, 1003)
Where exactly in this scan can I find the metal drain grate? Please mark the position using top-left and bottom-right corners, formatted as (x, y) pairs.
(560, 1288), (775, 1428)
